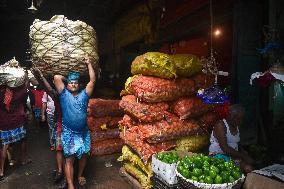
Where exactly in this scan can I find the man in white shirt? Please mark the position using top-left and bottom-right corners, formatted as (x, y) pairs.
(42, 92), (56, 150)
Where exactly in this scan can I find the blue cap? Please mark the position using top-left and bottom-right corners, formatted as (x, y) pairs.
(67, 71), (80, 83)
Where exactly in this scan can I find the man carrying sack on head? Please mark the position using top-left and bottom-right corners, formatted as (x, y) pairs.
(53, 57), (95, 189)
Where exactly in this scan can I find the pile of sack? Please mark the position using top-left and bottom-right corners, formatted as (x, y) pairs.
(87, 99), (124, 156)
(118, 52), (220, 188)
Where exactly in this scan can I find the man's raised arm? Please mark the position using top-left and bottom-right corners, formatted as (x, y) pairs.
(54, 75), (65, 94)
(85, 57), (96, 97)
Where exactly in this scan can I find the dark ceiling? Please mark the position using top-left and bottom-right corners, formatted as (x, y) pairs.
(0, 0), (142, 64)
(0, 0), (142, 29)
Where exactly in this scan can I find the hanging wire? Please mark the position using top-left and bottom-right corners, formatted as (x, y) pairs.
(210, 0), (213, 58)
(209, 0), (218, 83)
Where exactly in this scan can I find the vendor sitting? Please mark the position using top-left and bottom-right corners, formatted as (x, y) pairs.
(209, 104), (254, 174)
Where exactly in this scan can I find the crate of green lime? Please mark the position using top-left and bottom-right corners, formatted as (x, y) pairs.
(176, 154), (245, 189)
(152, 151), (181, 185)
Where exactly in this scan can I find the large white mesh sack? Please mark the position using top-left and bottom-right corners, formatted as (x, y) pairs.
(0, 58), (26, 87)
(29, 15), (99, 77)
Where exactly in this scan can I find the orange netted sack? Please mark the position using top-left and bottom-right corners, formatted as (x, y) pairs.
(171, 97), (212, 119)
(124, 75), (195, 103)
(88, 99), (124, 117)
(91, 138), (124, 156)
(87, 116), (122, 131)
(120, 95), (170, 122)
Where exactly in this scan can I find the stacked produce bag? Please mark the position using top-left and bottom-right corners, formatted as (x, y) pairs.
(29, 15), (99, 77)
(118, 52), (219, 188)
(0, 57), (26, 87)
(87, 99), (124, 156)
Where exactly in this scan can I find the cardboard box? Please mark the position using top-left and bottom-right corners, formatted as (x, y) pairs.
(244, 164), (284, 189)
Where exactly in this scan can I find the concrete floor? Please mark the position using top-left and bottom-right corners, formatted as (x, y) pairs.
(0, 114), (132, 189)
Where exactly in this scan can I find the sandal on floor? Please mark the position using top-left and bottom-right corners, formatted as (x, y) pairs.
(0, 175), (4, 181)
(9, 160), (17, 166)
(57, 179), (67, 189)
(54, 171), (63, 183)
(78, 176), (86, 186)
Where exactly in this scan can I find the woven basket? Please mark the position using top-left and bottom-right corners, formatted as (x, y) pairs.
(29, 15), (99, 77)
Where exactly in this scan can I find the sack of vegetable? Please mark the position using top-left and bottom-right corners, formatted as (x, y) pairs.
(0, 57), (26, 87)
(175, 135), (210, 152)
(122, 75), (195, 103)
(119, 95), (170, 122)
(118, 145), (153, 177)
(131, 52), (177, 79)
(170, 54), (202, 77)
(29, 15), (99, 77)
(171, 97), (212, 120)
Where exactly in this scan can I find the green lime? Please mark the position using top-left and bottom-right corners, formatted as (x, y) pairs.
(157, 153), (164, 160)
(191, 176), (198, 181)
(193, 157), (203, 169)
(192, 168), (203, 177)
(181, 169), (190, 178)
(199, 179), (205, 183)
(220, 171), (230, 183)
(217, 163), (225, 171)
(231, 169), (242, 179)
(183, 162), (190, 169)
(228, 175), (235, 183)
(204, 176), (213, 184)
(199, 175), (206, 180)
(210, 165), (220, 174)
(202, 156), (210, 162)
(209, 169), (217, 179)
(214, 175), (223, 184)
(177, 165), (183, 173)
(203, 160), (210, 167)
(203, 166), (210, 176)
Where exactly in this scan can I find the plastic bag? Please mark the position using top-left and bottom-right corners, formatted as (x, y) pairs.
(170, 54), (202, 77)
(123, 163), (152, 189)
(131, 52), (177, 79)
(118, 145), (153, 177)
(175, 135), (210, 152)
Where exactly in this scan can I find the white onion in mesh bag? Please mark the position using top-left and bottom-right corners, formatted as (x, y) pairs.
(29, 15), (99, 77)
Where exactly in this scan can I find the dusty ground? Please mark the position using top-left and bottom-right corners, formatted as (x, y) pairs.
(0, 113), (132, 189)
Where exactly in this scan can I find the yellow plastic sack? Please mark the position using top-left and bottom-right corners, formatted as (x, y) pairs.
(175, 135), (209, 152)
(118, 145), (152, 177)
(120, 76), (135, 96)
(131, 52), (177, 79)
(124, 162), (152, 189)
(170, 54), (202, 77)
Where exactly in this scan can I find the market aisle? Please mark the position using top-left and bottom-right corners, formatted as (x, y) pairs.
(0, 113), (131, 189)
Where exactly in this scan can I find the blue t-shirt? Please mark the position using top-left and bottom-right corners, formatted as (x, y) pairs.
(59, 88), (89, 132)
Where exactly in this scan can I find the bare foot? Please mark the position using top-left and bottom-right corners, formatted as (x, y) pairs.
(78, 176), (86, 186)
